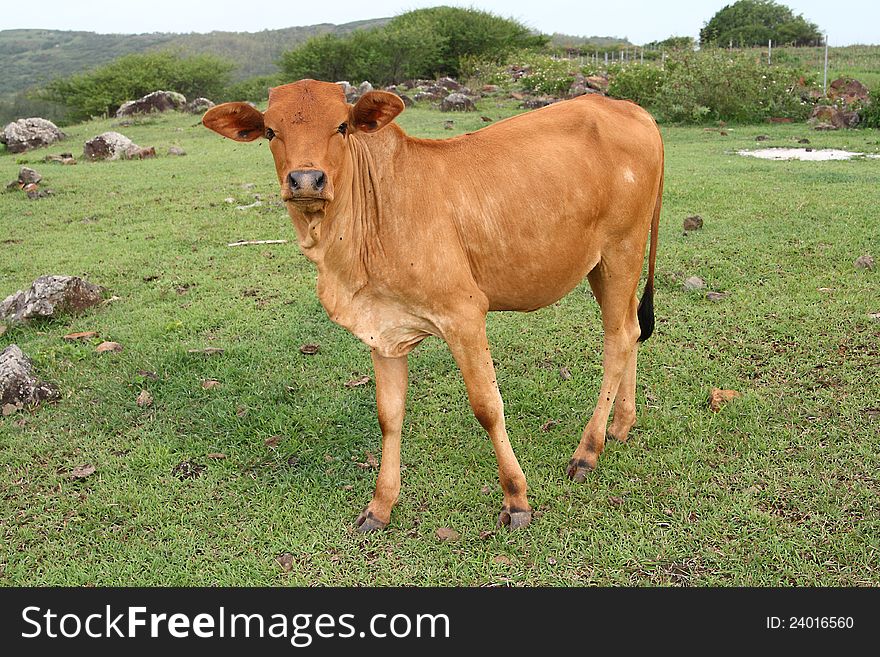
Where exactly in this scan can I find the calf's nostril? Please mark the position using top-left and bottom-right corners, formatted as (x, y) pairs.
(314, 172), (326, 190)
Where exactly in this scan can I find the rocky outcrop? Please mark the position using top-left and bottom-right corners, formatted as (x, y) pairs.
(828, 78), (870, 106)
(1, 118), (65, 153)
(1, 275), (103, 324)
(116, 90), (186, 117)
(808, 105), (860, 130)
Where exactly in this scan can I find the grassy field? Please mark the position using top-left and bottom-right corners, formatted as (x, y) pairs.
(1, 101), (879, 586)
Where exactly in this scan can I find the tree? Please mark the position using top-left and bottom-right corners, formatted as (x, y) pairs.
(700, 0), (822, 47)
(280, 6), (548, 85)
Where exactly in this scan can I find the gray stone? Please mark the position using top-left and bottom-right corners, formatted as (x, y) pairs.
(683, 276), (706, 291)
(336, 81), (358, 102)
(1, 118), (66, 154)
(187, 97), (215, 114)
(1, 275), (104, 324)
(520, 97), (558, 109)
(116, 90), (187, 118)
(440, 93), (476, 112)
(0, 344), (59, 410)
(683, 215), (703, 231)
(18, 167), (42, 185)
(83, 131), (145, 161)
(357, 81), (374, 97)
(437, 77), (463, 91)
(854, 254), (875, 270)
(168, 146), (187, 156)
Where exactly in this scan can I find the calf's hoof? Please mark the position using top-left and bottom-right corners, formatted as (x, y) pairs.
(355, 509), (388, 533)
(497, 508), (531, 530)
(566, 458), (594, 483)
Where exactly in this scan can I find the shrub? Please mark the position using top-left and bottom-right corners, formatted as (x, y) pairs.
(606, 50), (816, 123)
(222, 75), (282, 103)
(607, 64), (665, 108)
(39, 52), (233, 122)
(857, 91), (880, 128)
(280, 7), (547, 85)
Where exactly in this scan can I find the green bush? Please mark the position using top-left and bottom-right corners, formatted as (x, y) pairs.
(858, 91), (880, 128)
(222, 75), (282, 103)
(607, 64), (665, 108)
(280, 7), (547, 85)
(516, 54), (585, 96)
(39, 51), (233, 123)
(606, 50), (816, 123)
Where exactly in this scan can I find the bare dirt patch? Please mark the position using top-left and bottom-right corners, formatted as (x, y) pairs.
(738, 148), (880, 161)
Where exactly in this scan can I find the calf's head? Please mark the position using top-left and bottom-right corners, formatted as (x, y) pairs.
(203, 80), (404, 214)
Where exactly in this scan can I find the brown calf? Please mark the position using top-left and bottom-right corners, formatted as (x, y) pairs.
(203, 80), (663, 531)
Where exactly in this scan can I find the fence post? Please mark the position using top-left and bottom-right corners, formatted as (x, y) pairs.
(768, 39), (772, 65)
(823, 34), (829, 95)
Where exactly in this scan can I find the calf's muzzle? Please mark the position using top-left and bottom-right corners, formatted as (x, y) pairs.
(287, 169), (327, 197)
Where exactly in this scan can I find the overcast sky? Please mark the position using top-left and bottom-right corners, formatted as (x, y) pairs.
(3, 1), (877, 46)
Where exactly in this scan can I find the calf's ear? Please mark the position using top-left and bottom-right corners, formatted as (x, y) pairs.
(202, 102), (265, 141)
(350, 91), (405, 133)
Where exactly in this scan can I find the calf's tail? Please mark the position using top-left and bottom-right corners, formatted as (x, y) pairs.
(637, 152), (663, 342)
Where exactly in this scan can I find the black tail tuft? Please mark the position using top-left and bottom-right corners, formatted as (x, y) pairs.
(637, 283), (655, 342)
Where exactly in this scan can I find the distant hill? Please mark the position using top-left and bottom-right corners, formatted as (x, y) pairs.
(0, 19), (389, 100)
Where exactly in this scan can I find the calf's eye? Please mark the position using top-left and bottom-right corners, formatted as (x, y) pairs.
(265, 128), (275, 141)
(337, 122), (348, 136)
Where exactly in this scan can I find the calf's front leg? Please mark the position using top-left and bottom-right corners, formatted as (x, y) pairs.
(356, 350), (408, 532)
(446, 320), (531, 529)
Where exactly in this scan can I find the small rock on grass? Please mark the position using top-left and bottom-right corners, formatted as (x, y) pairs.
(683, 215), (703, 231)
(541, 419), (560, 432)
(201, 379), (221, 389)
(18, 167), (42, 185)
(63, 331), (98, 340)
(299, 343), (319, 355)
(344, 374), (371, 388)
(95, 341), (123, 353)
(70, 464), (96, 479)
(172, 460), (205, 480)
(683, 276), (706, 291)
(869, 312), (880, 322)
(1, 275), (103, 324)
(1, 344), (59, 410)
(854, 254), (874, 270)
(136, 389), (153, 407)
(436, 527), (460, 542)
(276, 552), (294, 573)
(187, 347), (224, 357)
(706, 291), (727, 302)
(708, 387), (741, 412)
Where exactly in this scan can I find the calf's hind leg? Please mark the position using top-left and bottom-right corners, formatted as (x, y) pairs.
(567, 262), (642, 482)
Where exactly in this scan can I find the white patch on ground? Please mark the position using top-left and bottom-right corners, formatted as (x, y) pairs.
(623, 167), (636, 183)
(738, 148), (880, 161)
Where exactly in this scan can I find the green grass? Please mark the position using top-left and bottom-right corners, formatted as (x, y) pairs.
(1, 103), (879, 586)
